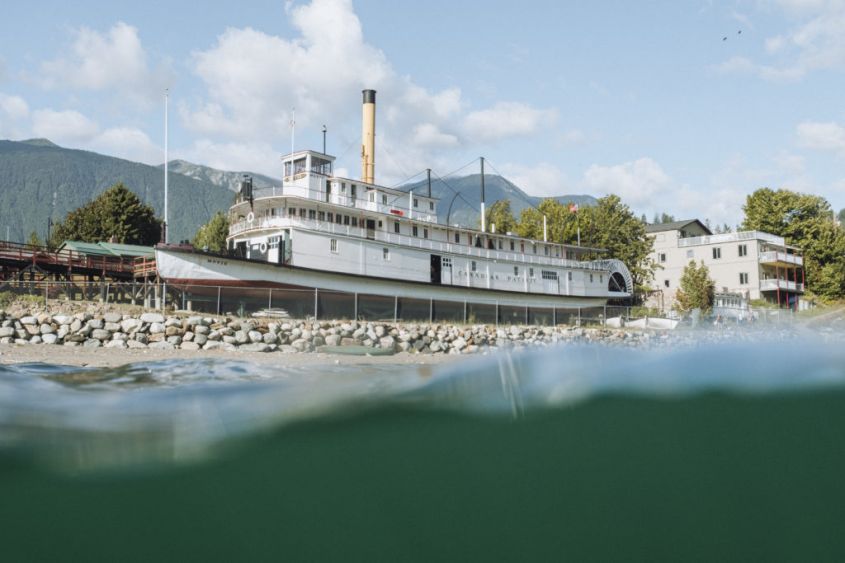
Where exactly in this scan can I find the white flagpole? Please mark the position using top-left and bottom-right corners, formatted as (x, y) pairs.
(164, 89), (169, 244)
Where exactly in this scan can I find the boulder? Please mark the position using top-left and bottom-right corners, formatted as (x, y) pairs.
(103, 312), (122, 324)
(248, 330), (263, 344)
(19, 316), (37, 326)
(40, 324), (55, 335)
(149, 323), (165, 334)
(105, 340), (128, 349)
(83, 339), (102, 348)
(149, 341), (176, 350)
(41, 333), (58, 345)
(91, 329), (112, 341)
(121, 318), (141, 333)
(87, 318), (104, 330)
(140, 313), (165, 324)
(180, 342), (201, 351)
(127, 340), (148, 349)
(240, 343), (271, 353)
(193, 334), (208, 346)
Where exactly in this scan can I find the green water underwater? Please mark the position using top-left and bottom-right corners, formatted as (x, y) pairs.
(0, 341), (844, 561)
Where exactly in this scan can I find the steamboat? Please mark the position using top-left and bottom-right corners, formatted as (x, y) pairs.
(155, 90), (633, 318)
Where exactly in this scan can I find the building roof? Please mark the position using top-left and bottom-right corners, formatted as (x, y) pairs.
(644, 219), (712, 235)
(58, 240), (155, 258)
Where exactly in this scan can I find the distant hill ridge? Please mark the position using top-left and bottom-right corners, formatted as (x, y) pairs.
(0, 139), (597, 244)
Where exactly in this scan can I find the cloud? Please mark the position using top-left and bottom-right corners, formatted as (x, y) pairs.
(31, 109), (99, 142)
(177, 139), (284, 178)
(582, 158), (672, 208)
(717, 1), (845, 80)
(463, 102), (558, 143)
(796, 120), (845, 155)
(0, 93), (30, 138)
(183, 0), (554, 181)
(40, 22), (170, 104)
(499, 162), (571, 197)
(90, 127), (161, 164)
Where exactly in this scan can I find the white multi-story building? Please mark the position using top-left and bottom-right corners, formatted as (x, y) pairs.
(646, 219), (804, 311)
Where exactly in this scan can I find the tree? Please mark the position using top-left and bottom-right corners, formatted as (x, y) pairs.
(742, 188), (845, 300)
(193, 211), (230, 252)
(27, 231), (42, 247)
(674, 261), (715, 314)
(485, 200), (517, 235)
(838, 208), (845, 227)
(576, 195), (656, 297)
(49, 183), (162, 247)
(515, 199), (578, 243)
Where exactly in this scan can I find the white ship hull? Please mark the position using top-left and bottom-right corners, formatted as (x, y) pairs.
(155, 247), (616, 310)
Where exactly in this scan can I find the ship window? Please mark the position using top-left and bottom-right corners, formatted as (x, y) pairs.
(545, 246), (549, 256)
(471, 261), (477, 272)
(454, 232), (459, 243)
(269, 236), (280, 249)
(423, 228), (428, 239)
(413, 198), (419, 208)
(383, 247), (390, 261)
(284, 157), (306, 177)
(382, 194), (388, 205)
(327, 212), (334, 222)
(308, 209), (316, 220)
(351, 185), (357, 200)
(533, 244), (537, 254)
(288, 207), (296, 216)
(664, 279), (670, 288)
(299, 208), (306, 218)
(318, 211), (325, 221)
(311, 157), (332, 175)
(514, 266), (519, 276)
(529, 268), (534, 277)
(335, 214), (342, 224)
(542, 271), (558, 280)
(520, 242), (525, 253)
(600, 275), (603, 283)
(590, 274), (594, 283)
(394, 222), (400, 234)
(343, 215), (350, 225)
(330, 239), (338, 253)
(467, 234), (472, 245)
(429, 201), (434, 211)
(369, 192), (375, 203)
(510, 240), (515, 251)
(413, 226), (419, 237)
(341, 182), (346, 193)
(442, 258), (452, 268)
(352, 217), (359, 227)
(567, 271), (572, 281)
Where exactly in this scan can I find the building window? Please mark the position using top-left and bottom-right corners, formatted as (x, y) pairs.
(498, 239), (503, 250)
(382, 194), (388, 205)
(423, 228), (429, 239)
(471, 261), (477, 272)
(383, 247), (390, 261)
(454, 232), (460, 243)
(330, 239), (338, 253)
(659, 253), (666, 263)
(413, 198), (419, 208)
(738, 244), (747, 257)
(686, 249), (693, 259)
(514, 266), (519, 276)
(664, 279), (670, 288)
(318, 211), (325, 221)
(394, 222), (400, 234)
(712, 247), (722, 259)
(413, 226), (419, 237)
(740, 272), (749, 285)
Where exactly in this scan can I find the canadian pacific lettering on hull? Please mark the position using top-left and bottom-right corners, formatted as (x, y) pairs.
(155, 90), (634, 312)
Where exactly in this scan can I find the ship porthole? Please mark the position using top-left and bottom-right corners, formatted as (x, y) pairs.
(259, 242), (268, 253)
(247, 212), (255, 223)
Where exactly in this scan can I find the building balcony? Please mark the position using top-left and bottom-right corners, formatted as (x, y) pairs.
(677, 230), (785, 248)
(759, 251), (803, 267)
(760, 279), (804, 293)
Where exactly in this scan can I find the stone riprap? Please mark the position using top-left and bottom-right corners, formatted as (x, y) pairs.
(0, 309), (679, 354)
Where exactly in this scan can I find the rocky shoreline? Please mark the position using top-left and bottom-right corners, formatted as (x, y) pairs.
(0, 309), (677, 355)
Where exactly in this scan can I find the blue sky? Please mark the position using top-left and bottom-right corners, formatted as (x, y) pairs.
(1, 0), (844, 225)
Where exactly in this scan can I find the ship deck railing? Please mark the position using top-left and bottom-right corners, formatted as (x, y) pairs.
(229, 217), (610, 271)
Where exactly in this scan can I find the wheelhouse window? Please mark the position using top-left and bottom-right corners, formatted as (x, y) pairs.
(310, 156), (332, 176)
(284, 157), (306, 178)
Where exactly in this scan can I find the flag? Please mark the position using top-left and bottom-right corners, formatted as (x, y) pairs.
(569, 203), (579, 213)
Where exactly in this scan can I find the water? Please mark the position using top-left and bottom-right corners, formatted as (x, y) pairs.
(1, 338), (844, 561)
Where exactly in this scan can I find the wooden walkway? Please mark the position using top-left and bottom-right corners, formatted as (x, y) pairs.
(0, 241), (155, 282)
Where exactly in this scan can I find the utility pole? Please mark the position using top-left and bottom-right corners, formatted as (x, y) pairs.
(163, 88), (169, 244)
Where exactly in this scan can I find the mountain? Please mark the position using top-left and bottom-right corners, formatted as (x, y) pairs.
(162, 160), (279, 193)
(0, 139), (235, 244)
(402, 173), (597, 228)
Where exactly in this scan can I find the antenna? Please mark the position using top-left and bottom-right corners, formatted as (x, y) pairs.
(322, 124), (327, 154)
(163, 88), (169, 244)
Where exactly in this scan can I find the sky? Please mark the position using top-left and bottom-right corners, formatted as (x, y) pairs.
(1, 0), (844, 226)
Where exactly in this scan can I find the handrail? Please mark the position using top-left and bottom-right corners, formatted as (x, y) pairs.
(228, 217), (610, 271)
(0, 240), (137, 274)
(677, 230), (785, 248)
(759, 251), (803, 266)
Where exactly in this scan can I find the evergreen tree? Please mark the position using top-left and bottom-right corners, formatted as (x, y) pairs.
(192, 211), (230, 252)
(674, 261), (715, 314)
(49, 183), (162, 247)
(27, 231), (42, 247)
